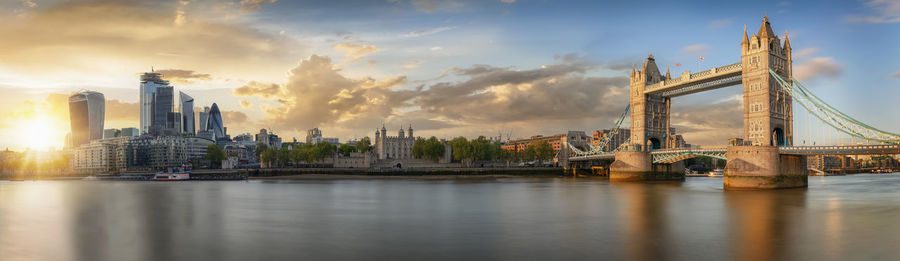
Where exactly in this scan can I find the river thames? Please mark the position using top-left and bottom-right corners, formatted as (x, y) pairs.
(2, 174), (900, 260)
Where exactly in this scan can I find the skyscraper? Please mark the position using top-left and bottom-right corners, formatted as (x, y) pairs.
(69, 90), (105, 148)
(198, 106), (210, 132)
(179, 91), (195, 134)
(152, 86), (174, 135)
(206, 103), (225, 140)
(139, 72), (171, 135)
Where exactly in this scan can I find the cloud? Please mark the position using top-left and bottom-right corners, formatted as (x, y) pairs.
(332, 42), (379, 58)
(0, 0), (301, 83)
(240, 100), (252, 108)
(239, 0), (278, 12)
(501, 0), (516, 3)
(707, 18), (734, 30)
(791, 47), (818, 59)
(233, 81), (283, 99)
(399, 26), (458, 38)
(401, 60), (423, 69)
(411, 0), (463, 13)
(222, 110), (249, 125)
(234, 54), (629, 140)
(892, 71), (900, 78)
(794, 57), (842, 81)
(21, 0), (37, 8)
(845, 0), (900, 23)
(105, 99), (140, 122)
(670, 97), (744, 145)
(155, 69), (212, 84)
(430, 46), (443, 51)
(681, 44), (709, 55)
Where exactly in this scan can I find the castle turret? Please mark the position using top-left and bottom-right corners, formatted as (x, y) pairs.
(742, 25), (750, 53)
(398, 126), (405, 138)
(407, 124), (413, 138)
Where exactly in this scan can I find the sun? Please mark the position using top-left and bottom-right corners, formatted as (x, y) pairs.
(17, 116), (59, 150)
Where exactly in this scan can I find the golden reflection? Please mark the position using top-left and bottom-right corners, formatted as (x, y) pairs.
(616, 183), (669, 261)
(725, 190), (806, 261)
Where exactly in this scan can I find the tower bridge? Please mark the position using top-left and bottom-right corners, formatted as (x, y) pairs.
(563, 16), (900, 189)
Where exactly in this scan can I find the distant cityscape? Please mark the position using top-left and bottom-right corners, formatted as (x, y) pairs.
(1, 69), (899, 176)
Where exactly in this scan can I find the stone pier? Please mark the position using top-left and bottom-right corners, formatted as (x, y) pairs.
(609, 150), (684, 181)
(724, 146), (807, 190)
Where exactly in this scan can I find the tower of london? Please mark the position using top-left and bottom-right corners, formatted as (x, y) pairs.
(375, 124), (415, 160)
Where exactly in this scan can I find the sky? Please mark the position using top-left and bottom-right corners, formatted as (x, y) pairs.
(0, 0), (898, 151)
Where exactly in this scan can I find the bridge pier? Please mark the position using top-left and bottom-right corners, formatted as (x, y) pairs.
(724, 146), (807, 190)
(609, 149), (684, 181)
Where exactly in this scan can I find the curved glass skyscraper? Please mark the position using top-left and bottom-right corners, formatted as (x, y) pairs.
(69, 90), (105, 147)
(179, 91), (195, 134)
(206, 103), (224, 140)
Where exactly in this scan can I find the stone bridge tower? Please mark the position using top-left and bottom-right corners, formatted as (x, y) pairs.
(741, 15), (793, 146)
(630, 54), (671, 150)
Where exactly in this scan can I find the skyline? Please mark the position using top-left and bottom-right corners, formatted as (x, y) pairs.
(1, 0), (899, 151)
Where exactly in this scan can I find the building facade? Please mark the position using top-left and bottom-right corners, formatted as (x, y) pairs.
(501, 131), (590, 154)
(68, 90), (105, 148)
(206, 103), (225, 140)
(139, 72), (172, 135)
(180, 91), (195, 134)
(374, 125), (415, 160)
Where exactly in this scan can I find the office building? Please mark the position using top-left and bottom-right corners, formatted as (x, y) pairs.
(152, 86), (174, 135)
(139, 72), (171, 135)
(206, 103), (224, 140)
(198, 106), (210, 132)
(120, 128), (140, 137)
(180, 91), (195, 134)
(68, 90), (105, 148)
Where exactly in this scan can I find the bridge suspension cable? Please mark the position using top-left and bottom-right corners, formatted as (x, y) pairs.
(770, 69), (900, 144)
(568, 104), (630, 156)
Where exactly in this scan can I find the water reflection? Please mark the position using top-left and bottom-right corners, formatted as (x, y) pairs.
(4, 176), (900, 260)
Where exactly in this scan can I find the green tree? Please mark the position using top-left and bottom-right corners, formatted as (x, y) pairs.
(413, 136), (446, 162)
(255, 143), (268, 159)
(277, 147), (293, 167)
(205, 145), (227, 169)
(260, 147), (277, 168)
(338, 143), (357, 156)
(525, 140), (554, 166)
(355, 137), (372, 152)
(448, 137), (472, 166)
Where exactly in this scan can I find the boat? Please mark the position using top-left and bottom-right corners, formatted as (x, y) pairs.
(151, 168), (191, 181)
(707, 169), (724, 177)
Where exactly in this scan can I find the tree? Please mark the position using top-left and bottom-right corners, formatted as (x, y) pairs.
(338, 144), (357, 156)
(260, 147), (277, 168)
(205, 145), (227, 169)
(448, 137), (472, 166)
(255, 143), (268, 160)
(277, 147), (293, 167)
(356, 137), (372, 152)
(525, 140), (554, 166)
(413, 136), (445, 162)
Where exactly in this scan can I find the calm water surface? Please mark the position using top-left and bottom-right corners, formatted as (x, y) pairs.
(2, 175), (900, 261)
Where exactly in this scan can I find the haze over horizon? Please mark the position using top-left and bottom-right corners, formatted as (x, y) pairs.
(1, 0), (898, 151)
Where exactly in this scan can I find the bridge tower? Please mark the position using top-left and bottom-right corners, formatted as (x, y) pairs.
(740, 15), (793, 146)
(629, 54), (671, 151)
(725, 16), (806, 190)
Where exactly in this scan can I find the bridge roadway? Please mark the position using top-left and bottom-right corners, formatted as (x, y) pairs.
(568, 144), (900, 163)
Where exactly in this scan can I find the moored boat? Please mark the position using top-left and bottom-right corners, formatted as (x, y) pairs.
(152, 168), (191, 181)
(707, 169), (724, 177)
